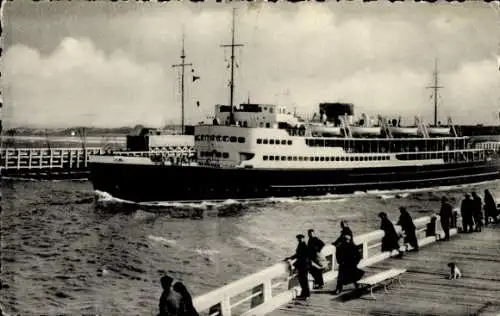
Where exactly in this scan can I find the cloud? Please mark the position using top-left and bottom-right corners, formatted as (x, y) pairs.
(2, 3), (499, 128)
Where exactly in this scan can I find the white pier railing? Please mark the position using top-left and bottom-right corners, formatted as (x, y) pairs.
(192, 212), (460, 316)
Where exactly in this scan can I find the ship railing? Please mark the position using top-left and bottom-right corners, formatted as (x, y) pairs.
(447, 116), (458, 137)
(192, 212), (460, 316)
(0, 147), (104, 170)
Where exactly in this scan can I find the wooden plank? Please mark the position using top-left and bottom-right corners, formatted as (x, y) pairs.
(270, 227), (500, 316)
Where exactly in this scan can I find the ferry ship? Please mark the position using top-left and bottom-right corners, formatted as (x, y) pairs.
(88, 10), (500, 203)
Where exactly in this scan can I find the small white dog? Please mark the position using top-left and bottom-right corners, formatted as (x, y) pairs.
(447, 262), (462, 280)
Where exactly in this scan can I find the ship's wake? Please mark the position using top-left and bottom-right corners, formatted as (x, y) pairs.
(94, 179), (500, 217)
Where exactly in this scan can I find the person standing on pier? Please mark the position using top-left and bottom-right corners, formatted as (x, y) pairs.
(439, 197), (453, 241)
(173, 281), (199, 316)
(158, 275), (182, 316)
(471, 192), (483, 232)
(397, 207), (419, 252)
(460, 194), (474, 233)
(332, 234), (364, 295)
(307, 229), (325, 289)
(484, 189), (499, 225)
(378, 212), (404, 258)
(333, 220), (353, 247)
(284, 234), (310, 300)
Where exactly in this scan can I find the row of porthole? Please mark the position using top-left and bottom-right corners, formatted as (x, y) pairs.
(257, 139), (293, 145)
(200, 151), (230, 158)
(262, 155), (391, 162)
(195, 135), (246, 143)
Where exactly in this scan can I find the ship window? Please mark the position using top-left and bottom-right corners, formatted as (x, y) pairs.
(281, 156), (286, 161)
(325, 157), (330, 161)
(230, 136), (237, 143)
(320, 157), (325, 161)
(269, 156), (274, 161)
(293, 156), (298, 161)
(223, 136), (229, 142)
(314, 157), (319, 161)
(216, 135), (222, 141)
(257, 139), (262, 144)
(210, 135), (215, 141)
(259, 122), (264, 127)
(275, 139), (280, 145)
(287, 140), (293, 145)
(263, 155), (268, 161)
(215, 152), (222, 158)
(335, 157), (340, 161)
(195, 135), (201, 141)
(200, 152), (205, 157)
(269, 107), (273, 113)
(238, 137), (245, 143)
(266, 123), (270, 128)
(263, 139), (268, 144)
(288, 156), (293, 161)
(270, 139), (275, 145)
(275, 156), (280, 160)
(310, 156), (314, 161)
(281, 140), (287, 145)
(349, 157), (354, 161)
(299, 157), (304, 161)
(222, 153), (229, 158)
(243, 121), (248, 127)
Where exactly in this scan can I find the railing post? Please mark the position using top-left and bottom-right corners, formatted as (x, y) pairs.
(362, 241), (369, 260)
(4, 150), (8, 169)
(49, 149), (53, 168)
(17, 149), (21, 170)
(28, 149), (32, 169)
(69, 150), (73, 169)
(250, 279), (272, 308)
(451, 210), (458, 229)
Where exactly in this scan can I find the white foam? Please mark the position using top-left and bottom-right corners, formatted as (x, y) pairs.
(147, 235), (178, 246)
(235, 236), (275, 255)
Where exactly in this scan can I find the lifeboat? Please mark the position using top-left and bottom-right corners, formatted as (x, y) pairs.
(428, 126), (451, 135)
(350, 126), (381, 136)
(389, 126), (419, 136)
(310, 122), (342, 136)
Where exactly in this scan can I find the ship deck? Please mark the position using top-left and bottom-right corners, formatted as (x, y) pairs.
(270, 225), (500, 316)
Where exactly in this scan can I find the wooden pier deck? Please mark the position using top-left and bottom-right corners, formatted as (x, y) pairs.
(270, 226), (500, 316)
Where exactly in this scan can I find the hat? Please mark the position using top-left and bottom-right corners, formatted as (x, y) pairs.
(399, 206), (406, 212)
(378, 212), (387, 218)
(296, 234), (305, 239)
(307, 229), (314, 234)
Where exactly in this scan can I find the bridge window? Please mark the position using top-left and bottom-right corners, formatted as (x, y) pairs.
(281, 156), (286, 161)
(281, 140), (287, 145)
(266, 123), (270, 128)
(216, 135), (222, 141)
(215, 152), (222, 158)
(263, 139), (268, 144)
(288, 156), (293, 161)
(223, 136), (229, 142)
(230, 136), (237, 143)
(257, 139), (262, 144)
(263, 155), (268, 161)
(270, 139), (275, 145)
(210, 135), (215, 141)
(269, 156), (274, 161)
(195, 135), (201, 141)
(287, 140), (292, 145)
(238, 137), (245, 143)
(275, 139), (280, 145)
(275, 156), (280, 160)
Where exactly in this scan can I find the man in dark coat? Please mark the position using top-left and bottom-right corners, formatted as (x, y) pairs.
(471, 192), (483, 232)
(460, 194), (474, 233)
(378, 212), (404, 257)
(397, 207), (419, 251)
(158, 275), (182, 316)
(439, 196), (453, 241)
(333, 234), (364, 295)
(307, 229), (325, 289)
(285, 234), (310, 299)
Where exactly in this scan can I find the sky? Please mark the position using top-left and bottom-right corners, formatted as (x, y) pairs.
(1, 1), (500, 128)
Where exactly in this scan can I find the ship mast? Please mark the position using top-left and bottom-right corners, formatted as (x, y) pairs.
(221, 8), (244, 125)
(172, 31), (193, 135)
(427, 59), (444, 126)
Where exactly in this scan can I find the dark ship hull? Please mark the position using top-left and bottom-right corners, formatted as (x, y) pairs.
(89, 159), (500, 203)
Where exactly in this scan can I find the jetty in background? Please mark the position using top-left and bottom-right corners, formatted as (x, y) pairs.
(190, 212), (500, 316)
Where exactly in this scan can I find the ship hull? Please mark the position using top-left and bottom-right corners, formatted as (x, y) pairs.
(89, 160), (500, 202)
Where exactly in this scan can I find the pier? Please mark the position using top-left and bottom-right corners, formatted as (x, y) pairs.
(192, 213), (500, 316)
(0, 146), (195, 179)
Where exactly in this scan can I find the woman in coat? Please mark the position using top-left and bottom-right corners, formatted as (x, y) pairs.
(332, 234), (364, 295)
(397, 207), (419, 251)
(379, 212), (404, 258)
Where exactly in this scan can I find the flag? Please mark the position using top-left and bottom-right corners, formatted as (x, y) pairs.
(193, 76), (200, 82)
(196, 101), (200, 107)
